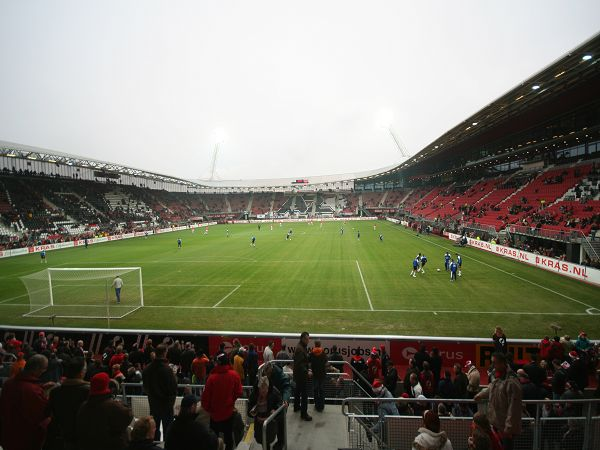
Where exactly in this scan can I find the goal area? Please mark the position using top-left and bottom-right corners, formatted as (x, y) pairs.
(19, 267), (143, 319)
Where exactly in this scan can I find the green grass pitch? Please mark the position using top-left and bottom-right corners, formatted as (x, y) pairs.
(0, 220), (599, 338)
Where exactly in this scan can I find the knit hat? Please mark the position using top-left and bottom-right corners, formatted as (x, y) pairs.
(569, 351), (579, 359)
(370, 347), (378, 356)
(372, 380), (383, 394)
(464, 360), (473, 370)
(90, 372), (111, 396)
(181, 394), (198, 409)
(423, 409), (441, 433)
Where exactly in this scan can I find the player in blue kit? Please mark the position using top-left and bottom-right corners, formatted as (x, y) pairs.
(40, 250), (47, 263)
(456, 254), (462, 276)
(444, 252), (451, 271)
(177, 238), (182, 248)
(410, 257), (419, 278)
(251, 236), (256, 247)
(420, 254), (427, 273)
(450, 259), (458, 281)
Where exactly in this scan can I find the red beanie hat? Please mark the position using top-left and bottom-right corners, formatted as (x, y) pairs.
(372, 379), (383, 394)
(90, 372), (111, 396)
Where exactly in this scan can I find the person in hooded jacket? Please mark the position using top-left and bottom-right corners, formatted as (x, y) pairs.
(309, 340), (329, 412)
(412, 409), (453, 450)
(164, 396), (220, 450)
(369, 380), (399, 444)
(248, 376), (283, 449)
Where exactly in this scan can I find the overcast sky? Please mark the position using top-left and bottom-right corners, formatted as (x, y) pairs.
(1, 1), (599, 181)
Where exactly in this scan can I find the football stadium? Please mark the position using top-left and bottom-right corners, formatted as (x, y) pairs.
(1, 3), (600, 450)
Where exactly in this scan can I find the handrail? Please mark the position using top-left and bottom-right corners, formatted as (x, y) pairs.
(258, 359), (373, 398)
(261, 403), (287, 450)
(582, 233), (600, 260)
(341, 396), (600, 416)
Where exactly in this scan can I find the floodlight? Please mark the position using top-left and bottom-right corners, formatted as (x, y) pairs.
(582, 54), (592, 61)
(375, 109), (394, 129)
(213, 127), (227, 144)
(532, 85), (540, 90)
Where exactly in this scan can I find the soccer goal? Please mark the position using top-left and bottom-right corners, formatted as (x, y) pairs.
(19, 267), (143, 319)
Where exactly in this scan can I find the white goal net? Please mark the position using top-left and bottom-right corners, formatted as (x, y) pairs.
(19, 267), (143, 319)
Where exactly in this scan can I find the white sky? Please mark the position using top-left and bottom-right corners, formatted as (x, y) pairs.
(1, 1), (599, 181)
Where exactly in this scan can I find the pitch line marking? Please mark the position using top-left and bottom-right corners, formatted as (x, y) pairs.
(386, 222), (596, 310)
(212, 285), (241, 308)
(0, 303), (589, 315)
(356, 260), (374, 311)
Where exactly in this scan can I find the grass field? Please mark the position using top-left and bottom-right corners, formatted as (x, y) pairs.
(0, 220), (599, 338)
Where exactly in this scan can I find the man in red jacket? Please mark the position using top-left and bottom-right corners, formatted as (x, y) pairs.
(0, 354), (51, 450)
(201, 352), (243, 450)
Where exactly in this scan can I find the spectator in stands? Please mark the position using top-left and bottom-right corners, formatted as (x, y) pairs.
(474, 352), (522, 450)
(560, 335), (575, 356)
(201, 352), (243, 450)
(465, 361), (481, 398)
(567, 350), (588, 391)
(245, 343), (259, 387)
(429, 347), (443, 391)
(366, 347), (382, 382)
(9, 351), (25, 377)
(128, 416), (162, 450)
(492, 326), (508, 354)
(166, 340), (182, 368)
(453, 362), (469, 399)
(47, 356), (89, 450)
(309, 340), (329, 412)
(384, 359), (399, 396)
(180, 342), (195, 380)
(248, 376), (284, 449)
(142, 344), (178, 441)
(191, 348), (210, 384)
(414, 343), (431, 371)
(369, 380), (399, 443)
(263, 341), (275, 363)
(403, 358), (419, 395)
(129, 343), (144, 368)
(165, 395), (220, 450)
(76, 372), (132, 450)
(523, 352), (546, 388)
(233, 346), (246, 384)
(412, 410), (452, 450)
(262, 361), (292, 407)
(0, 354), (51, 450)
(293, 331), (312, 421)
(109, 345), (126, 369)
(438, 370), (454, 399)
(40, 350), (63, 383)
(380, 344), (390, 377)
(351, 349), (369, 393)
(328, 344), (345, 372)
(551, 359), (569, 400)
(574, 331), (592, 353)
(419, 361), (435, 397)
(516, 369), (545, 418)
(468, 412), (502, 450)
(408, 372), (423, 398)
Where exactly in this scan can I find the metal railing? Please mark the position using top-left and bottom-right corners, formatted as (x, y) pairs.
(341, 397), (600, 450)
(508, 223), (586, 243)
(261, 403), (287, 450)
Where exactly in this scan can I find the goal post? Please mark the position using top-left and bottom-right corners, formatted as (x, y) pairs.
(19, 267), (143, 319)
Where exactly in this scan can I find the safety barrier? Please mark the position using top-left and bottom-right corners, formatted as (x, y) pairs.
(341, 397), (600, 450)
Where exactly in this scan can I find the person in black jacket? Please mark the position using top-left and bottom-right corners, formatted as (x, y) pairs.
(309, 340), (328, 412)
(293, 331), (312, 421)
(46, 356), (90, 450)
(165, 395), (220, 450)
(142, 344), (178, 441)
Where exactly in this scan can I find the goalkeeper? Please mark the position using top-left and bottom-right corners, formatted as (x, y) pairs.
(112, 275), (124, 304)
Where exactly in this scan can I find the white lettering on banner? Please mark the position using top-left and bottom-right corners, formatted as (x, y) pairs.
(232, 217), (375, 224)
(280, 338), (387, 361)
(447, 233), (600, 286)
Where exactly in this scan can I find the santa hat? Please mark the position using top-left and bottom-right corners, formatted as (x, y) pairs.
(569, 351), (579, 360)
(464, 360), (473, 370)
(370, 347), (378, 356)
(90, 372), (111, 396)
(372, 380), (383, 394)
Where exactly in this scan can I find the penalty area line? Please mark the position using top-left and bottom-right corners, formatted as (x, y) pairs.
(212, 285), (241, 308)
(356, 260), (374, 311)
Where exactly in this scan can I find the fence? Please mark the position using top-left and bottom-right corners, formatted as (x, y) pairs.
(342, 397), (600, 450)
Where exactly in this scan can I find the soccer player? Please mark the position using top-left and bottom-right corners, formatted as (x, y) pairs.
(177, 238), (182, 248)
(286, 230), (291, 241)
(357, 230), (360, 240)
(450, 259), (458, 282)
(410, 256), (419, 278)
(226, 229), (230, 237)
(379, 234), (383, 241)
(40, 249), (47, 263)
(444, 252), (451, 271)
(420, 254), (428, 273)
(456, 254), (462, 276)
(251, 236), (256, 247)
(204, 226), (208, 235)
(258, 224), (261, 231)
(340, 227), (344, 235)
(416, 253), (422, 272)
(112, 275), (123, 304)
(84, 237), (89, 248)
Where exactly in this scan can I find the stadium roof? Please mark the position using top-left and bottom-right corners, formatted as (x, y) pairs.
(356, 30), (600, 181)
(0, 140), (204, 188)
